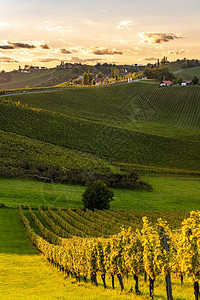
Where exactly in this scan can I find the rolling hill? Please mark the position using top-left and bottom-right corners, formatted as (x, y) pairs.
(0, 67), (81, 90)
(168, 62), (200, 80)
(173, 66), (200, 81)
(1, 81), (200, 175)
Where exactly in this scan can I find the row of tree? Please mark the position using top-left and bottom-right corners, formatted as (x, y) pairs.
(143, 67), (175, 81)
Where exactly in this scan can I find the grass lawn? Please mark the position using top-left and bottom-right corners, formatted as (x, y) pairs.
(0, 177), (200, 211)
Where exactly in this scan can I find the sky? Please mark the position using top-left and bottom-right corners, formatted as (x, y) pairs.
(0, 0), (199, 71)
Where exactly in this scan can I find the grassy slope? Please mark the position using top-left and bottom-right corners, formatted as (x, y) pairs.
(173, 66), (200, 80)
(0, 69), (56, 90)
(0, 67), (84, 90)
(1, 177), (200, 211)
(168, 62), (200, 80)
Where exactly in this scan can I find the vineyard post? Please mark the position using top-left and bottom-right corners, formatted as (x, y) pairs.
(111, 274), (115, 289)
(163, 230), (173, 300)
(194, 281), (199, 300)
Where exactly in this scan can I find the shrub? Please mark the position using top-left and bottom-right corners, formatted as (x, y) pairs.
(82, 180), (114, 210)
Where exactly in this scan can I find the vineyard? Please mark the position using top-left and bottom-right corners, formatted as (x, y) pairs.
(18, 206), (200, 299)
(1, 97), (200, 174)
(0, 128), (110, 176)
(1, 81), (200, 175)
(4, 82), (200, 133)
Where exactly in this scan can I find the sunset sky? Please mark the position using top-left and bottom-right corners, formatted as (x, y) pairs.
(0, 0), (199, 71)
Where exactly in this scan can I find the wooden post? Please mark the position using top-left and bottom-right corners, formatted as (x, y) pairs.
(163, 230), (173, 300)
(194, 281), (199, 300)
(111, 274), (115, 289)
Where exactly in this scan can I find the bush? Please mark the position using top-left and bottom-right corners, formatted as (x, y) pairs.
(82, 180), (114, 210)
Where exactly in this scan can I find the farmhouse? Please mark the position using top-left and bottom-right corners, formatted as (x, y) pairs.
(160, 80), (173, 86)
(181, 81), (192, 86)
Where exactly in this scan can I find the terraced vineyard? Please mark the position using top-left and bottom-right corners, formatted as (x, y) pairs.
(19, 206), (199, 299)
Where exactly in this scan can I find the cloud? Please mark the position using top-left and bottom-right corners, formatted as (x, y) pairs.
(166, 49), (186, 55)
(0, 45), (14, 49)
(139, 32), (184, 44)
(40, 44), (50, 49)
(38, 58), (62, 63)
(10, 42), (36, 49)
(7, 42), (36, 49)
(93, 48), (123, 55)
(143, 57), (158, 61)
(0, 56), (18, 63)
(70, 57), (102, 63)
(83, 20), (99, 26)
(0, 41), (47, 50)
(0, 22), (10, 28)
(116, 20), (134, 30)
(43, 22), (73, 33)
(60, 48), (72, 54)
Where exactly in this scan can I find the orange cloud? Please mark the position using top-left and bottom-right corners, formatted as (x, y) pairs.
(139, 32), (184, 44)
(93, 48), (123, 55)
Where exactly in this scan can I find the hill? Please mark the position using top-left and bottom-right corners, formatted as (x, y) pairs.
(0, 67), (84, 90)
(1, 81), (200, 175)
(167, 62), (200, 80)
(0, 64), (143, 90)
(0, 129), (110, 178)
(0, 69), (56, 89)
(173, 66), (200, 81)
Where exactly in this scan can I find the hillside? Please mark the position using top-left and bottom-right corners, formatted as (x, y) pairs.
(0, 64), (143, 90)
(0, 67), (83, 90)
(1, 81), (200, 175)
(0, 69), (56, 89)
(5, 82), (200, 133)
(173, 66), (200, 81)
(167, 62), (200, 80)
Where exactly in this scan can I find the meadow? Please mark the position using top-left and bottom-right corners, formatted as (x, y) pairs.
(1, 177), (199, 212)
(173, 66), (200, 81)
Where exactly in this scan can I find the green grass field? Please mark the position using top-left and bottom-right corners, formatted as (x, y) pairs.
(173, 66), (200, 81)
(1, 177), (199, 211)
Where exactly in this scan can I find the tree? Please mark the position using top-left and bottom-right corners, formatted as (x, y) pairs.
(143, 67), (175, 81)
(97, 72), (104, 78)
(192, 76), (199, 85)
(91, 79), (96, 86)
(82, 72), (89, 85)
(82, 180), (114, 210)
(114, 68), (119, 80)
(111, 67), (114, 78)
(177, 78), (183, 85)
(88, 73), (93, 84)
